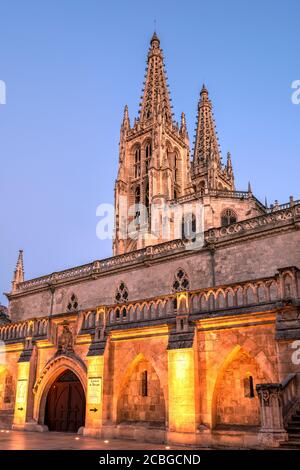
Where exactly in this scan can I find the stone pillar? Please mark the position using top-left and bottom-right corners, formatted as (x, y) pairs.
(83, 355), (104, 438)
(167, 348), (197, 445)
(12, 339), (36, 430)
(256, 383), (288, 447)
(12, 361), (31, 430)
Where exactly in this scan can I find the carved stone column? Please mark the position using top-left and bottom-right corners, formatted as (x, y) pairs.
(256, 383), (288, 447)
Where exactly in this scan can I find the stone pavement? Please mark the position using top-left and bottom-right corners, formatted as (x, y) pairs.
(0, 430), (194, 450)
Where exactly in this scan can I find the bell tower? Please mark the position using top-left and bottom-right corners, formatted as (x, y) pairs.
(113, 33), (192, 255)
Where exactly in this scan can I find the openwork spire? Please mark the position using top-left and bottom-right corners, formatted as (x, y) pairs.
(139, 33), (173, 124)
(191, 86), (234, 191)
(193, 84), (220, 166)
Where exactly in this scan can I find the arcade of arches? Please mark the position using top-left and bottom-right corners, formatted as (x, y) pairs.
(0, 315), (282, 449)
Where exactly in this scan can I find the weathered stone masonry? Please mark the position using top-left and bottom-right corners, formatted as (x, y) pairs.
(1, 33), (300, 448)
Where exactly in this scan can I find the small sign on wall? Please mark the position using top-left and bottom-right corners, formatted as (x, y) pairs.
(88, 377), (102, 405)
(16, 379), (27, 403)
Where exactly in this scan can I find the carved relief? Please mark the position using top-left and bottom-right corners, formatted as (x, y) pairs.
(57, 322), (74, 355)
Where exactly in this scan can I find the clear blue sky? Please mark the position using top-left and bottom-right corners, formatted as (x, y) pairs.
(0, 0), (299, 304)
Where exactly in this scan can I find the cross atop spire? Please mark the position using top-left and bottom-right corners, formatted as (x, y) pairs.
(139, 33), (173, 124)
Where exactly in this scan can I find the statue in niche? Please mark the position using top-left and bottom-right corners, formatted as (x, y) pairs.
(57, 323), (74, 355)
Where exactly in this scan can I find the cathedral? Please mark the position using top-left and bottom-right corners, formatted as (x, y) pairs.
(1, 33), (300, 449)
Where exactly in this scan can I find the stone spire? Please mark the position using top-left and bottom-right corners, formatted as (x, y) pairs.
(139, 32), (173, 124)
(191, 85), (234, 191)
(12, 250), (24, 292)
(193, 84), (220, 166)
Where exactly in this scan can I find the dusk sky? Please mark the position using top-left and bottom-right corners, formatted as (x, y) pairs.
(0, 0), (299, 304)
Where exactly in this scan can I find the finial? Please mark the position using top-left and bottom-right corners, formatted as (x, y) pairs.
(150, 31), (160, 47)
(248, 181), (252, 194)
(200, 83), (208, 96)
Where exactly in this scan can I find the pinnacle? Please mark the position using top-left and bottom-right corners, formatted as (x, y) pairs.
(122, 104), (130, 129)
(13, 249), (24, 288)
(123, 104), (129, 118)
(16, 249), (24, 269)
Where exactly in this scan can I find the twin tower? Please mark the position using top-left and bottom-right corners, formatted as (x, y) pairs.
(113, 33), (257, 256)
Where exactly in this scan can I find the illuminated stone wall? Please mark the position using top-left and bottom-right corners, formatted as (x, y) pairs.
(103, 329), (168, 425)
(0, 353), (18, 412)
(8, 226), (300, 322)
(197, 318), (278, 428)
(215, 351), (266, 426)
(117, 357), (165, 424)
(0, 305), (298, 448)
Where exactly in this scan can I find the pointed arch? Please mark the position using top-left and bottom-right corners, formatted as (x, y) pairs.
(115, 353), (166, 426)
(211, 346), (272, 428)
(33, 354), (87, 426)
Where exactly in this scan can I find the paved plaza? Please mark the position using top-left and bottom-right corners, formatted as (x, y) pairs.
(0, 430), (193, 450)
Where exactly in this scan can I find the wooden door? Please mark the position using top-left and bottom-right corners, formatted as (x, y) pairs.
(45, 370), (85, 433)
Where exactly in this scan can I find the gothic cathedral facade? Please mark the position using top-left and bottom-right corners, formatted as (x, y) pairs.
(1, 34), (300, 448)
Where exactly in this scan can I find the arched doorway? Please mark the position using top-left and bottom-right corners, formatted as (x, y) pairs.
(45, 370), (86, 433)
